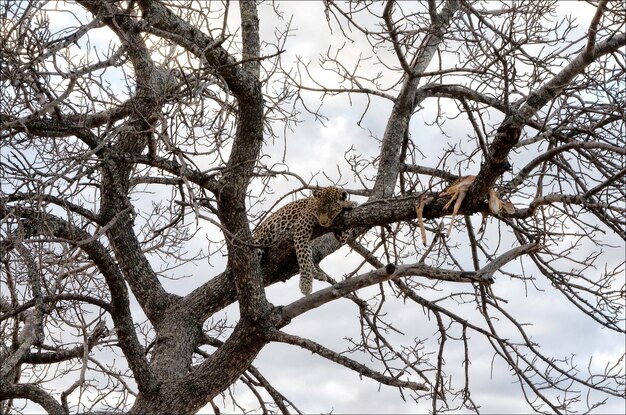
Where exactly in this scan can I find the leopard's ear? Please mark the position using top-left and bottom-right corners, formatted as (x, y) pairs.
(340, 191), (348, 201)
(313, 189), (321, 198)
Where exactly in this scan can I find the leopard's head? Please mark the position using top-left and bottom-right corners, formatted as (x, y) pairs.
(313, 186), (349, 227)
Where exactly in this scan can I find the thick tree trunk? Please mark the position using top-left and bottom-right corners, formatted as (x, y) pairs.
(129, 321), (271, 414)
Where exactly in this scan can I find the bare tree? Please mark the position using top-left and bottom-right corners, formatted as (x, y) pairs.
(1, 0), (624, 414)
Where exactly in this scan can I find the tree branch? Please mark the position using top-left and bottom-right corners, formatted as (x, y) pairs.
(270, 330), (429, 392)
(0, 205), (158, 395)
(280, 243), (540, 322)
(371, 1), (461, 199)
(0, 383), (66, 415)
(467, 31), (626, 208)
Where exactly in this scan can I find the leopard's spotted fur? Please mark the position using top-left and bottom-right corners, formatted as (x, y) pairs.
(254, 187), (356, 295)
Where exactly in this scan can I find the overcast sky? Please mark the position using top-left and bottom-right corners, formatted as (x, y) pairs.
(11, 1), (625, 414)
(209, 2), (624, 414)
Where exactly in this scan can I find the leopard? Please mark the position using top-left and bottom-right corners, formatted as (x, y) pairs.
(253, 186), (357, 295)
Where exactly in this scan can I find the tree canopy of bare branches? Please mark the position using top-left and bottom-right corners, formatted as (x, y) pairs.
(1, 1), (624, 414)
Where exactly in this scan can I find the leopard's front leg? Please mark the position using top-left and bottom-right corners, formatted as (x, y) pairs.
(293, 222), (320, 295)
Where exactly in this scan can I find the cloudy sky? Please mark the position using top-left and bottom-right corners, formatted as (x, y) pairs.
(208, 2), (624, 414)
(10, 1), (624, 414)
